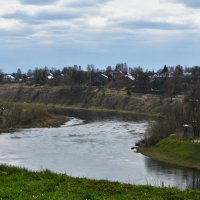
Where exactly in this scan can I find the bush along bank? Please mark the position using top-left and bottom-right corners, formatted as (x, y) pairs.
(137, 87), (200, 170)
(0, 100), (67, 132)
(142, 99), (190, 147)
(0, 165), (200, 200)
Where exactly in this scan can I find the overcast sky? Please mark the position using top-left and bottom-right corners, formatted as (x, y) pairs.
(0, 0), (200, 72)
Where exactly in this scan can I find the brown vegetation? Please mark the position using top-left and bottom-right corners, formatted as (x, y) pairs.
(0, 84), (162, 114)
(145, 101), (187, 146)
(0, 100), (67, 132)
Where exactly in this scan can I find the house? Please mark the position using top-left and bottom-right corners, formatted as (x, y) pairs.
(47, 73), (54, 80)
(125, 74), (135, 81)
(110, 71), (125, 80)
(110, 70), (135, 83)
(3, 74), (15, 82)
(93, 73), (109, 86)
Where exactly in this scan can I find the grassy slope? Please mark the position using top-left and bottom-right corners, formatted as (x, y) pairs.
(140, 135), (200, 170)
(0, 84), (162, 114)
(0, 165), (199, 200)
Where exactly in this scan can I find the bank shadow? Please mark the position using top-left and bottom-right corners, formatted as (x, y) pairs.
(49, 107), (152, 122)
(144, 157), (200, 189)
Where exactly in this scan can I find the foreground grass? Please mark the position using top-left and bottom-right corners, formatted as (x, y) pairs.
(0, 165), (199, 200)
(141, 135), (200, 170)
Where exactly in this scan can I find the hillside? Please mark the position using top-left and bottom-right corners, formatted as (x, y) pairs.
(0, 84), (163, 114)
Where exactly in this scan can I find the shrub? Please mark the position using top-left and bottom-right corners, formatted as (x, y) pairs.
(0, 100), (49, 127)
(20, 108), (33, 125)
(146, 117), (178, 146)
(145, 101), (186, 146)
(29, 103), (48, 120)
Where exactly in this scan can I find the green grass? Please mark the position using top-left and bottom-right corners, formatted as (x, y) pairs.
(0, 165), (199, 200)
(141, 135), (200, 170)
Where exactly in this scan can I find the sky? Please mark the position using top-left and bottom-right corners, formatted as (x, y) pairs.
(1, 0), (200, 73)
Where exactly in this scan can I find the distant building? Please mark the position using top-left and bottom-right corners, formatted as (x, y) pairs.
(183, 72), (192, 77)
(110, 71), (135, 82)
(47, 73), (54, 80)
(125, 74), (135, 81)
(110, 71), (125, 80)
(3, 74), (15, 82)
(93, 73), (109, 86)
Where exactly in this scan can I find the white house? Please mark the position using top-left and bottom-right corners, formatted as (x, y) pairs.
(3, 74), (15, 82)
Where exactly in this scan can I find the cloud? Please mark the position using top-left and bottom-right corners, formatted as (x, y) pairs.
(121, 21), (192, 30)
(0, 0), (200, 72)
(1, 0), (199, 47)
(0, 18), (25, 31)
(171, 0), (200, 8)
(4, 11), (82, 21)
(19, 0), (57, 5)
(66, 1), (106, 8)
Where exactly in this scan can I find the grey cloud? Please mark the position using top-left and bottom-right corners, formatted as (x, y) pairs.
(67, 0), (110, 7)
(61, 0), (110, 9)
(3, 11), (82, 22)
(0, 28), (35, 46)
(3, 13), (47, 25)
(36, 11), (82, 20)
(172, 0), (200, 8)
(67, 2), (96, 8)
(121, 21), (192, 30)
(0, 29), (32, 37)
(20, 0), (57, 5)
(4, 0), (109, 22)
(4, 12), (31, 20)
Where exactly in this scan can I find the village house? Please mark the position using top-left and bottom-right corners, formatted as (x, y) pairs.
(3, 74), (15, 82)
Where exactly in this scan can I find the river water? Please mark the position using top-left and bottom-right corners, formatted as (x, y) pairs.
(0, 112), (200, 189)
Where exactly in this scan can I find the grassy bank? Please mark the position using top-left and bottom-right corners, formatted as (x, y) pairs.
(0, 165), (199, 200)
(0, 101), (67, 133)
(140, 135), (200, 170)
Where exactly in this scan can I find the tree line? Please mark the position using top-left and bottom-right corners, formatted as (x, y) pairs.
(1, 64), (200, 96)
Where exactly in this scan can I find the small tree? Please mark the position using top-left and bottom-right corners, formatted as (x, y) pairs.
(16, 68), (22, 79)
(34, 68), (47, 85)
(0, 69), (4, 82)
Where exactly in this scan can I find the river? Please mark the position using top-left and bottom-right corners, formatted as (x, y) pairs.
(0, 111), (200, 189)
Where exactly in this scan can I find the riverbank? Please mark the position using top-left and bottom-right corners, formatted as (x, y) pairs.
(47, 104), (160, 119)
(140, 135), (200, 170)
(0, 165), (199, 200)
(0, 114), (67, 133)
(0, 101), (67, 133)
(0, 83), (163, 114)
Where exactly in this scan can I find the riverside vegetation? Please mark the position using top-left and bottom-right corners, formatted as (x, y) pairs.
(137, 83), (200, 170)
(0, 165), (200, 200)
(0, 100), (67, 132)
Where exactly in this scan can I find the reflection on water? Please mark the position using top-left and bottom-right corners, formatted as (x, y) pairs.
(145, 158), (200, 189)
(49, 107), (152, 122)
(190, 176), (200, 189)
(0, 110), (200, 189)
